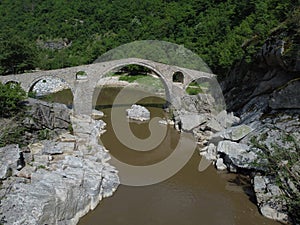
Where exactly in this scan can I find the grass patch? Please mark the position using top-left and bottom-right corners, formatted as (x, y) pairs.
(186, 81), (210, 95)
(119, 74), (148, 83)
(119, 74), (164, 92)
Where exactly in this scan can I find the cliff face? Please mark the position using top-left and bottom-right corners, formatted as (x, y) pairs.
(222, 8), (300, 115)
(219, 8), (300, 224)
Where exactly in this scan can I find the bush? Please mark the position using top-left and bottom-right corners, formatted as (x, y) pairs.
(0, 121), (27, 147)
(0, 82), (27, 117)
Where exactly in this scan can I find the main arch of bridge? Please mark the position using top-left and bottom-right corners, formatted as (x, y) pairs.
(0, 58), (215, 115)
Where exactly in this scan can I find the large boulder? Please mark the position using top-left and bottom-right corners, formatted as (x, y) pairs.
(126, 104), (150, 121)
(179, 113), (206, 131)
(91, 109), (104, 120)
(211, 124), (253, 143)
(24, 98), (71, 130)
(217, 140), (258, 170)
(206, 110), (240, 132)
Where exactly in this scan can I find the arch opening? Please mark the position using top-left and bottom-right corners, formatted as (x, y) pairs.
(172, 71), (184, 84)
(4, 80), (20, 87)
(76, 71), (88, 80)
(92, 63), (172, 115)
(29, 76), (74, 108)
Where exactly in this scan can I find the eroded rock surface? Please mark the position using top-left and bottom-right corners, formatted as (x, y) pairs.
(0, 114), (119, 225)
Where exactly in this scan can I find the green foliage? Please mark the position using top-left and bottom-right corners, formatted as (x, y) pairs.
(0, 82), (27, 117)
(76, 71), (87, 76)
(37, 128), (51, 140)
(0, 0), (296, 76)
(119, 65), (151, 75)
(28, 90), (37, 98)
(0, 35), (38, 74)
(186, 86), (203, 95)
(68, 124), (74, 134)
(186, 81), (207, 95)
(0, 120), (27, 147)
(251, 134), (300, 224)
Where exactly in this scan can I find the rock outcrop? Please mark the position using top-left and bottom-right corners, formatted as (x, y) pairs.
(198, 15), (300, 223)
(24, 98), (71, 131)
(214, 18), (299, 223)
(0, 114), (119, 225)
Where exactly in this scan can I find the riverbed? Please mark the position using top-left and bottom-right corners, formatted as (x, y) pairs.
(45, 87), (280, 225)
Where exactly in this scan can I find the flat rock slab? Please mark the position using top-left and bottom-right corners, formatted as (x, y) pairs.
(180, 113), (206, 131)
(211, 124), (253, 142)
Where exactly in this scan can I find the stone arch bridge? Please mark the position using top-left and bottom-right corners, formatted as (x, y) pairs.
(0, 58), (215, 115)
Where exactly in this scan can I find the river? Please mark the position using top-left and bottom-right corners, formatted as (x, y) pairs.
(45, 87), (280, 225)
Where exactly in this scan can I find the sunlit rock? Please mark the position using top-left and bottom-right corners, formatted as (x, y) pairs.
(126, 104), (150, 121)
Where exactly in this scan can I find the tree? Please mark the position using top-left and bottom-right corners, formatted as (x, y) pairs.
(0, 36), (37, 75)
(0, 82), (27, 117)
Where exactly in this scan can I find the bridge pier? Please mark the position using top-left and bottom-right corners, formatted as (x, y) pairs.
(73, 81), (94, 115)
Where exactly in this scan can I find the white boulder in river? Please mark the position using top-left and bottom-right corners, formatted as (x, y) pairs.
(126, 104), (150, 121)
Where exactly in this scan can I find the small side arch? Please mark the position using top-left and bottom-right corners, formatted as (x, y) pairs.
(4, 80), (20, 87)
(76, 71), (88, 80)
(172, 71), (184, 83)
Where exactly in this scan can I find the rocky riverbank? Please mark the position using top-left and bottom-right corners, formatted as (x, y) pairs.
(180, 20), (300, 224)
(0, 101), (119, 225)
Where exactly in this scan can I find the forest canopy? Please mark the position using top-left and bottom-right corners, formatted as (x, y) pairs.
(0, 0), (298, 76)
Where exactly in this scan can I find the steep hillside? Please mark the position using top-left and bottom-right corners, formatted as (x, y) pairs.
(0, 0), (297, 76)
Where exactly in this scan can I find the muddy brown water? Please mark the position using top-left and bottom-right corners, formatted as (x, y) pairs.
(46, 87), (280, 225)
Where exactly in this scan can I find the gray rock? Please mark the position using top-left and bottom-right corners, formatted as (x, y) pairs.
(42, 140), (63, 155)
(253, 175), (288, 223)
(216, 158), (227, 171)
(211, 124), (253, 142)
(200, 143), (217, 161)
(217, 140), (258, 170)
(215, 110), (240, 128)
(59, 133), (76, 142)
(269, 79), (300, 109)
(126, 104), (150, 121)
(91, 109), (104, 120)
(179, 113), (206, 131)
(25, 98), (71, 130)
(71, 114), (106, 139)
(0, 114), (119, 225)
(206, 117), (224, 132)
(0, 145), (20, 179)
